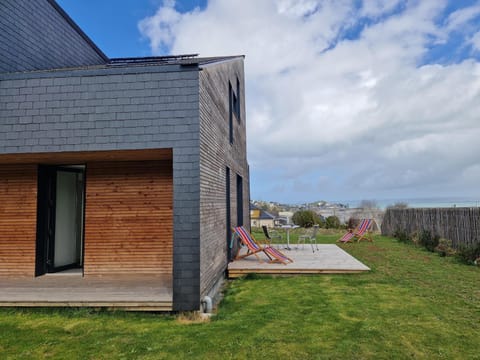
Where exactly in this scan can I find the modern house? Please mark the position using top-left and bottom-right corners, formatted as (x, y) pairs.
(0, 0), (249, 311)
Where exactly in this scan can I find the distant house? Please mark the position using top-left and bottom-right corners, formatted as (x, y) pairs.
(274, 217), (288, 227)
(0, 0), (249, 311)
(250, 203), (276, 228)
(278, 211), (294, 225)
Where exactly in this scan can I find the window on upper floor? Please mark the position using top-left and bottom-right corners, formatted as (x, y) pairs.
(235, 77), (241, 121)
(229, 82), (234, 144)
(230, 79), (240, 121)
(229, 77), (241, 144)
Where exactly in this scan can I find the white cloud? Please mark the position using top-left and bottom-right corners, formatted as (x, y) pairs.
(470, 31), (480, 51)
(138, 0), (182, 51)
(446, 4), (480, 31)
(139, 0), (480, 202)
(360, 0), (403, 18)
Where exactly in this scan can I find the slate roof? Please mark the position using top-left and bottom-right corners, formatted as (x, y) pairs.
(250, 203), (276, 220)
(257, 211), (275, 220)
(47, 0), (108, 62)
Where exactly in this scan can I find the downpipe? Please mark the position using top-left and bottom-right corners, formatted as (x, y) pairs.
(200, 296), (213, 314)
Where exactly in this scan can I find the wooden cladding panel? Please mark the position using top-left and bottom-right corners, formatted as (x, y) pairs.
(84, 161), (173, 276)
(0, 165), (37, 276)
(0, 148), (172, 165)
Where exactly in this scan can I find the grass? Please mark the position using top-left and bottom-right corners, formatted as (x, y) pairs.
(251, 226), (342, 245)
(1, 232), (479, 359)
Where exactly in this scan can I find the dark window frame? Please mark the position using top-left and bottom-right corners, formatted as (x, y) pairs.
(226, 167), (232, 260)
(236, 174), (243, 226)
(229, 82), (234, 144)
(236, 77), (241, 121)
(36, 165), (86, 276)
(228, 77), (241, 144)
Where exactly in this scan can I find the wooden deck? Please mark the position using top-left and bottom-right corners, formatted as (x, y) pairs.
(0, 274), (172, 311)
(228, 244), (370, 278)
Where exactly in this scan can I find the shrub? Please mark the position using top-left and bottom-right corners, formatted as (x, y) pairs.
(456, 242), (480, 265)
(325, 215), (341, 229)
(292, 210), (322, 228)
(434, 238), (456, 257)
(393, 229), (411, 244)
(418, 230), (440, 252)
(346, 217), (357, 230)
(407, 231), (420, 246)
(317, 216), (326, 228)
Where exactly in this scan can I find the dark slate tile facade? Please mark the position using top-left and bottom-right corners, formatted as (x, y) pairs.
(0, 65), (199, 153)
(0, 0), (106, 73)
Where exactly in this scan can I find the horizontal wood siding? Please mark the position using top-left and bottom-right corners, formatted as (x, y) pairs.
(0, 165), (37, 276)
(84, 160), (173, 276)
(198, 60), (250, 298)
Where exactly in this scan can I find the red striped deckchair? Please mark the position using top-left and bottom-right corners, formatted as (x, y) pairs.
(354, 219), (374, 242)
(263, 246), (293, 264)
(233, 226), (293, 265)
(338, 219), (374, 243)
(338, 230), (355, 243)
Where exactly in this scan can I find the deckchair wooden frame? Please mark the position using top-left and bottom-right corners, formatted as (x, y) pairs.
(338, 231), (355, 243)
(354, 219), (374, 242)
(232, 226), (293, 265)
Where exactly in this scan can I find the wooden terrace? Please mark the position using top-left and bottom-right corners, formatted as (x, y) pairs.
(0, 246), (369, 310)
(0, 273), (172, 311)
(228, 244), (370, 278)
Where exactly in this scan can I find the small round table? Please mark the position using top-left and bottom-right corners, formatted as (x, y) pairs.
(281, 224), (299, 250)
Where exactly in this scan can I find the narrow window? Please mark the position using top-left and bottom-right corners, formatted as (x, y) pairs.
(236, 174), (243, 226)
(229, 78), (241, 144)
(236, 77), (241, 121)
(226, 167), (232, 259)
(229, 82), (233, 144)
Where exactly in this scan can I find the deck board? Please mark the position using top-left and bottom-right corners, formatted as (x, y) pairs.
(0, 274), (172, 311)
(228, 244), (370, 278)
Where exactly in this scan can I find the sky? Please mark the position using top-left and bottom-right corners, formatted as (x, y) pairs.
(57, 0), (480, 204)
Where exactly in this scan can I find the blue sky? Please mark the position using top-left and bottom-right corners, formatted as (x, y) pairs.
(57, 0), (480, 205)
(57, 0), (207, 57)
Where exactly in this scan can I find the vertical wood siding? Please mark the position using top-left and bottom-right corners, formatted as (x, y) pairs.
(0, 165), (37, 276)
(84, 160), (173, 276)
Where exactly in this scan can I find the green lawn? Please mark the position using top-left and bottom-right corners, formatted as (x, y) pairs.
(1, 233), (479, 359)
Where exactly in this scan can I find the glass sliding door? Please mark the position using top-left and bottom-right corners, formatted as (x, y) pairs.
(36, 165), (85, 275)
(53, 170), (84, 269)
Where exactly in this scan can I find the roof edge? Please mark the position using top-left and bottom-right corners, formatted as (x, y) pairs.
(46, 0), (109, 62)
(198, 55), (245, 67)
(108, 54), (199, 66)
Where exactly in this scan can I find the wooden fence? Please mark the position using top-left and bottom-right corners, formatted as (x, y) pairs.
(381, 208), (480, 248)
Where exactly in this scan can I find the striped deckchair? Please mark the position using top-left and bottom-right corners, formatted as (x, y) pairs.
(338, 230), (355, 243)
(338, 219), (374, 243)
(354, 219), (374, 242)
(233, 226), (293, 265)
